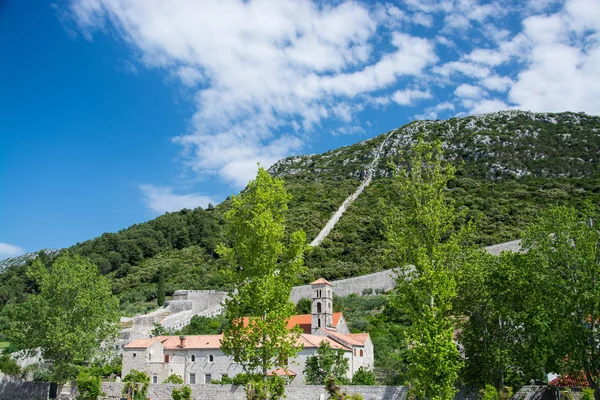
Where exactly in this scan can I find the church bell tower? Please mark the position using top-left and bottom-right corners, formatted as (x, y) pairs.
(311, 278), (333, 333)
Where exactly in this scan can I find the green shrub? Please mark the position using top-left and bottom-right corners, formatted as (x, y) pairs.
(171, 386), (192, 400)
(479, 384), (499, 400)
(122, 369), (149, 400)
(352, 367), (376, 385)
(76, 370), (104, 400)
(0, 354), (21, 377)
(163, 374), (184, 384)
(582, 388), (595, 400)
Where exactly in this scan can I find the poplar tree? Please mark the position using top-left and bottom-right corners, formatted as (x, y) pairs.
(385, 139), (465, 400)
(218, 167), (307, 398)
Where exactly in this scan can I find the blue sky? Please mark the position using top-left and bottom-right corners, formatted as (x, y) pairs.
(1, 0), (599, 258)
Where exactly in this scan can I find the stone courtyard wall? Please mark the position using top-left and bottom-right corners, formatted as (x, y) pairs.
(99, 382), (408, 400)
(0, 379), (50, 400)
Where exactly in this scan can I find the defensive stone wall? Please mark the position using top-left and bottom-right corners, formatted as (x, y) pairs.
(290, 240), (523, 303)
(290, 270), (396, 303)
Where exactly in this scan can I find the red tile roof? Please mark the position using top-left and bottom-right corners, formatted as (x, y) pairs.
(286, 312), (343, 334)
(549, 372), (590, 387)
(267, 368), (297, 377)
(311, 278), (332, 286)
(298, 334), (350, 350)
(321, 330), (370, 347)
(124, 333), (348, 351)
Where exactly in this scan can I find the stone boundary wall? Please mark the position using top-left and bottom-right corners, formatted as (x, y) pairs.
(290, 240), (523, 303)
(290, 270), (396, 304)
(0, 379), (50, 400)
(99, 382), (408, 400)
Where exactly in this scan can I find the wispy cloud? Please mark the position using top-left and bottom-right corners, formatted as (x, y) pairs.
(140, 184), (218, 215)
(65, 0), (600, 211)
(67, 0), (437, 188)
(0, 243), (25, 259)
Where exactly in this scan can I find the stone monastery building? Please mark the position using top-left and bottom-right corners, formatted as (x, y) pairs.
(122, 278), (374, 385)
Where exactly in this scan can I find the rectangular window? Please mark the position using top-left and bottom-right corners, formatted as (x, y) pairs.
(205, 374), (212, 384)
(189, 374), (196, 384)
(209, 354), (214, 362)
(133, 353), (136, 358)
(164, 354), (170, 363)
(152, 376), (158, 384)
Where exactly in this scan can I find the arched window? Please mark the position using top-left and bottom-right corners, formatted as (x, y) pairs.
(317, 302), (322, 313)
(360, 349), (364, 357)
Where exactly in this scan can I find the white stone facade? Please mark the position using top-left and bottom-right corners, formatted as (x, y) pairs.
(122, 279), (374, 385)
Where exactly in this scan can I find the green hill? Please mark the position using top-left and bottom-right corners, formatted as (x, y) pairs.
(1, 110), (599, 313)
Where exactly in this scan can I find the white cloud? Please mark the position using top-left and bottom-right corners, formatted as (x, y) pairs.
(414, 101), (455, 120)
(70, 0), (437, 188)
(508, 0), (600, 114)
(433, 61), (490, 78)
(467, 99), (510, 114)
(392, 89), (432, 105)
(454, 84), (485, 99)
(65, 0), (600, 198)
(140, 184), (218, 214)
(481, 75), (513, 92)
(0, 243), (25, 259)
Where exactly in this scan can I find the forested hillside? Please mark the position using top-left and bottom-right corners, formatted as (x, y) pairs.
(1, 110), (599, 313)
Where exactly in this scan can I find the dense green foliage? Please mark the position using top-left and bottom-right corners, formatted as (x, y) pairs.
(385, 139), (464, 400)
(171, 386), (192, 400)
(351, 366), (376, 386)
(0, 111), (599, 316)
(75, 370), (104, 400)
(122, 370), (150, 400)
(2, 254), (120, 383)
(177, 315), (227, 335)
(304, 341), (350, 385)
(164, 374), (184, 384)
(219, 167), (306, 400)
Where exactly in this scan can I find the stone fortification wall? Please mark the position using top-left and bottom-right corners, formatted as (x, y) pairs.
(99, 382), (408, 400)
(290, 270), (396, 303)
(290, 240), (522, 303)
(0, 379), (50, 400)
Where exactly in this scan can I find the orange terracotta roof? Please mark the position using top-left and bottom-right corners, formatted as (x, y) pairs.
(124, 333), (348, 352)
(322, 330), (369, 347)
(124, 337), (167, 349)
(162, 335), (224, 350)
(267, 368), (297, 377)
(311, 278), (332, 286)
(298, 334), (350, 350)
(287, 312), (343, 334)
(242, 312), (343, 334)
(346, 333), (370, 346)
(549, 372), (590, 387)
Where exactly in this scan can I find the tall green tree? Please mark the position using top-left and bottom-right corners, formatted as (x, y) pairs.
(524, 204), (600, 400)
(218, 167), (307, 398)
(455, 250), (549, 389)
(304, 341), (350, 385)
(385, 139), (465, 400)
(3, 253), (120, 383)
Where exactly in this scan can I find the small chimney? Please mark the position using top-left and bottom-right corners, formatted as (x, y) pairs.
(178, 335), (186, 348)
